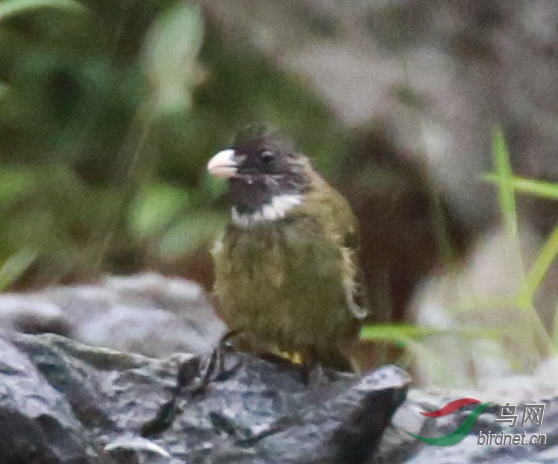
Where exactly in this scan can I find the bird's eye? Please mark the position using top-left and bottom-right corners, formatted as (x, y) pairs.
(260, 150), (275, 164)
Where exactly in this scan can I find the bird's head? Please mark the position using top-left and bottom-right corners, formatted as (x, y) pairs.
(207, 124), (311, 227)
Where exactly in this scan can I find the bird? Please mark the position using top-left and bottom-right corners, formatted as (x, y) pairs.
(207, 123), (367, 373)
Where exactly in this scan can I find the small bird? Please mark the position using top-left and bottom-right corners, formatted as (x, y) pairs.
(207, 123), (367, 372)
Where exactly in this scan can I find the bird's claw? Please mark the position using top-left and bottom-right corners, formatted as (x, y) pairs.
(140, 332), (242, 436)
(189, 330), (243, 396)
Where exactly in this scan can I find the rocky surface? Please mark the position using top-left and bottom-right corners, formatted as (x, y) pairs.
(0, 271), (554, 464)
(1, 330), (557, 464)
(1, 331), (410, 464)
(0, 273), (226, 358)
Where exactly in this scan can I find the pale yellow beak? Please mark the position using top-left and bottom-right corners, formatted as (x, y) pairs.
(207, 149), (237, 178)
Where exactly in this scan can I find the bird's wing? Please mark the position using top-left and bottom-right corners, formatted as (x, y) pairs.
(340, 217), (369, 320)
(311, 172), (369, 321)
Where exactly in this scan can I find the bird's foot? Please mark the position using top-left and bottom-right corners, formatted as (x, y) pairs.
(140, 355), (201, 437)
(140, 332), (242, 437)
(189, 330), (243, 396)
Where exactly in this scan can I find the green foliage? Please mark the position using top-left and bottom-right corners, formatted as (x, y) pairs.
(492, 128), (518, 238)
(484, 134), (558, 352)
(0, 248), (37, 291)
(360, 324), (500, 346)
(129, 183), (191, 241)
(0, 0), (345, 288)
(0, 0), (205, 285)
(157, 211), (228, 259)
(483, 168), (558, 325)
(0, 0), (85, 19)
(483, 174), (558, 201)
(144, 2), (203, 114)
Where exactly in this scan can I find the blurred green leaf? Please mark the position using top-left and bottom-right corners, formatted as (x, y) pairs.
(200, 171), (227, 200)
(491, 128), (518, 238)
(158, 211), (227, 258)
(144, 2), (204, 115)
(360, 324), (501, 344)
(483, 173), (558, 200)
(0, 248), (37, 290)
(360, 324), (445, 343)
(484, 138), (558, 356)
(522, 223), (558, 310)
(0, 0), (85, 20)
(129, 183), (190, 240)
(0, 167), (36, 205)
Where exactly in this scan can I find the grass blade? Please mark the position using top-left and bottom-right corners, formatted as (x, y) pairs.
(492, 129), (518, 237)
(483, 174), (558, 201)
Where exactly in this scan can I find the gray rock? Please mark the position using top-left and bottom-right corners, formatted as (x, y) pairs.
(0, 273), (226, 358)
(1, 331), (557, 463)
(0, 334), (105, 463)
(2, 332), (409, 464)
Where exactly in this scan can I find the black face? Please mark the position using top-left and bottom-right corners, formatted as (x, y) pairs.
(229, 124), (309, 214)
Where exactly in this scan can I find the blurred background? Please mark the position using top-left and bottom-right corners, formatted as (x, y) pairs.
(2, 0), (558, 388)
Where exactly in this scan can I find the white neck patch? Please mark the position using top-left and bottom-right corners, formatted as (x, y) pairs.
(231, 194), (302, 228)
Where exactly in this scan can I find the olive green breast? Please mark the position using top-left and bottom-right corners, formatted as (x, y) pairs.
(212, 214), (358, 354)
